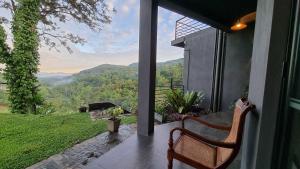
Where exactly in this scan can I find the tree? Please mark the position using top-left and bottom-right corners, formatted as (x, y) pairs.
(0, 0), (113, 114)
(1, 0), (114, 52)
(0, 0), (41, 114)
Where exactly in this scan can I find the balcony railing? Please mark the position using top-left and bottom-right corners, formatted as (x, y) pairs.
(175, 17), (210, 39)
(155, 78), (184, 105)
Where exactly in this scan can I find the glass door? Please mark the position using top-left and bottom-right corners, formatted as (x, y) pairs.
(280, 0), (300, 167)
(285, 56), (300, 169)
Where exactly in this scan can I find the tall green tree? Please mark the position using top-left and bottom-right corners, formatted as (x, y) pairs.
(0, 0), (41, 114)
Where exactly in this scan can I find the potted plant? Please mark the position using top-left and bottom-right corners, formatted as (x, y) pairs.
(106, 106), (124, 132)
(155, 101), (167, 123)
(166, 89), (204, 120)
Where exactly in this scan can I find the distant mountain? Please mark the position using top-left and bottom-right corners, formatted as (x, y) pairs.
(37, 72), (72, 78)
(75, 64), (130, 77)
(38, 72), (73, 86)
(128, 62), (138, 67)
(157, 58), (184, 67)
(128, 58), (183, 67)
(39, 58), (184, 86)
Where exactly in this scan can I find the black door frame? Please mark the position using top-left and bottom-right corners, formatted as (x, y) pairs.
(272, 0), (300, 167)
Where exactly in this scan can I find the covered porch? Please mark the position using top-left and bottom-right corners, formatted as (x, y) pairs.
(85, 113), (240, 169)
(91, 0), (293, 168)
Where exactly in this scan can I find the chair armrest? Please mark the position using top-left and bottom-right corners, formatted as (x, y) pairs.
(169, 127), (236, 149)
(182, 115), (231, 131)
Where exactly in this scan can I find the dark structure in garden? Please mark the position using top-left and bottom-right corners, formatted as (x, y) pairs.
(88, 102), (131, 114)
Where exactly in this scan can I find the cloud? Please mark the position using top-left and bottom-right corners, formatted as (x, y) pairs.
(106, 0), (116, 11)
(128, 0), (137, 5)
(74, 44), (97, 54)
(39, 46), (139, 73)
(158, 15), (164, 24)
(121, 5), (130, 14)
(1, 0), (183, 73)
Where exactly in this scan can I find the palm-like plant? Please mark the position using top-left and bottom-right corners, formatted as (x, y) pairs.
(166, 89), (204, 114)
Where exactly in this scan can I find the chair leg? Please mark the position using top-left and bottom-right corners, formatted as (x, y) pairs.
(168, 159), (173, 169)
(167, 149), (173, 169)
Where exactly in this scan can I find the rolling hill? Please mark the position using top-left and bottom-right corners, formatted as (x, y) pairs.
(39, 58), (184, 86)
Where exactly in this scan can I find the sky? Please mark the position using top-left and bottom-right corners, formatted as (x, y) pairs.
(0, 0), (183, 73)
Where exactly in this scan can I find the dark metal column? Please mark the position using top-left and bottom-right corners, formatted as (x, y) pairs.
(137, 0), (158, 136)
(211, 30), (226, 112)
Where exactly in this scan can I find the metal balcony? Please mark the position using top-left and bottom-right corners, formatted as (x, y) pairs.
(175, 17), (210, 39)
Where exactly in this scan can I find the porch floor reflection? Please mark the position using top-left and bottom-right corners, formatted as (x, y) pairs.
(85, 113), (241, 169)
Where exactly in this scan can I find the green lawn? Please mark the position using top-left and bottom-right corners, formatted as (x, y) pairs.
(0, 113), (136, 169)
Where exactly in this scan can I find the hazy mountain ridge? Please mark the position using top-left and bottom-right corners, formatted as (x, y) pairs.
(75, 64), (131, 77)
(128, 58), (183, 67)
(37, 72), (72, 78)
(39, 58), (184, 86)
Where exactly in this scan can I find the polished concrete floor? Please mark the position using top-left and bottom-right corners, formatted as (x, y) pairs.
(85, 113), (241, 169)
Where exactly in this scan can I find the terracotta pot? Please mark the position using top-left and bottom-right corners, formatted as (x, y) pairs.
(107, 118), (121, 132)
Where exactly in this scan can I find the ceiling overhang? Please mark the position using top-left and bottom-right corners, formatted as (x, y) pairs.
(158, 0), (257, 31)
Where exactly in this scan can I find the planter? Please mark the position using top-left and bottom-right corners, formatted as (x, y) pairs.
(155, 112), (166, 123)
(79, 106), (87, 113)
(190, 105), (205, 116)
(107, 118), (121, 132)
(168, 112), (185, 122)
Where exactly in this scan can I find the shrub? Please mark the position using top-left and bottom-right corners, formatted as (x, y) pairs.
(155, 100), (167, 113)
(106, 106), (124, 120)
(155, 101), (168, 121)
(166, 89), (204, 114)
(36, 103), (56, 115)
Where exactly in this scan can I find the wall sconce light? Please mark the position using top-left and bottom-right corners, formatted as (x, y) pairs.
(231, 20), (247, 31)
(231, 12), (256, 31)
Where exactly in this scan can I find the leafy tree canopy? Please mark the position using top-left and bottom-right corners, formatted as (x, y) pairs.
(0, 0), (114, 52)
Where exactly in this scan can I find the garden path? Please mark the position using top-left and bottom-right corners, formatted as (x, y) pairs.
(27, 124), (136, 169)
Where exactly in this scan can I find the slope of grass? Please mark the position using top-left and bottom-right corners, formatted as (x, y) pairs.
(0, 113), (136, 169)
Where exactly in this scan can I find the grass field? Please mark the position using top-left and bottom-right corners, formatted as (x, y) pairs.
(0, 112), (136, 169)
